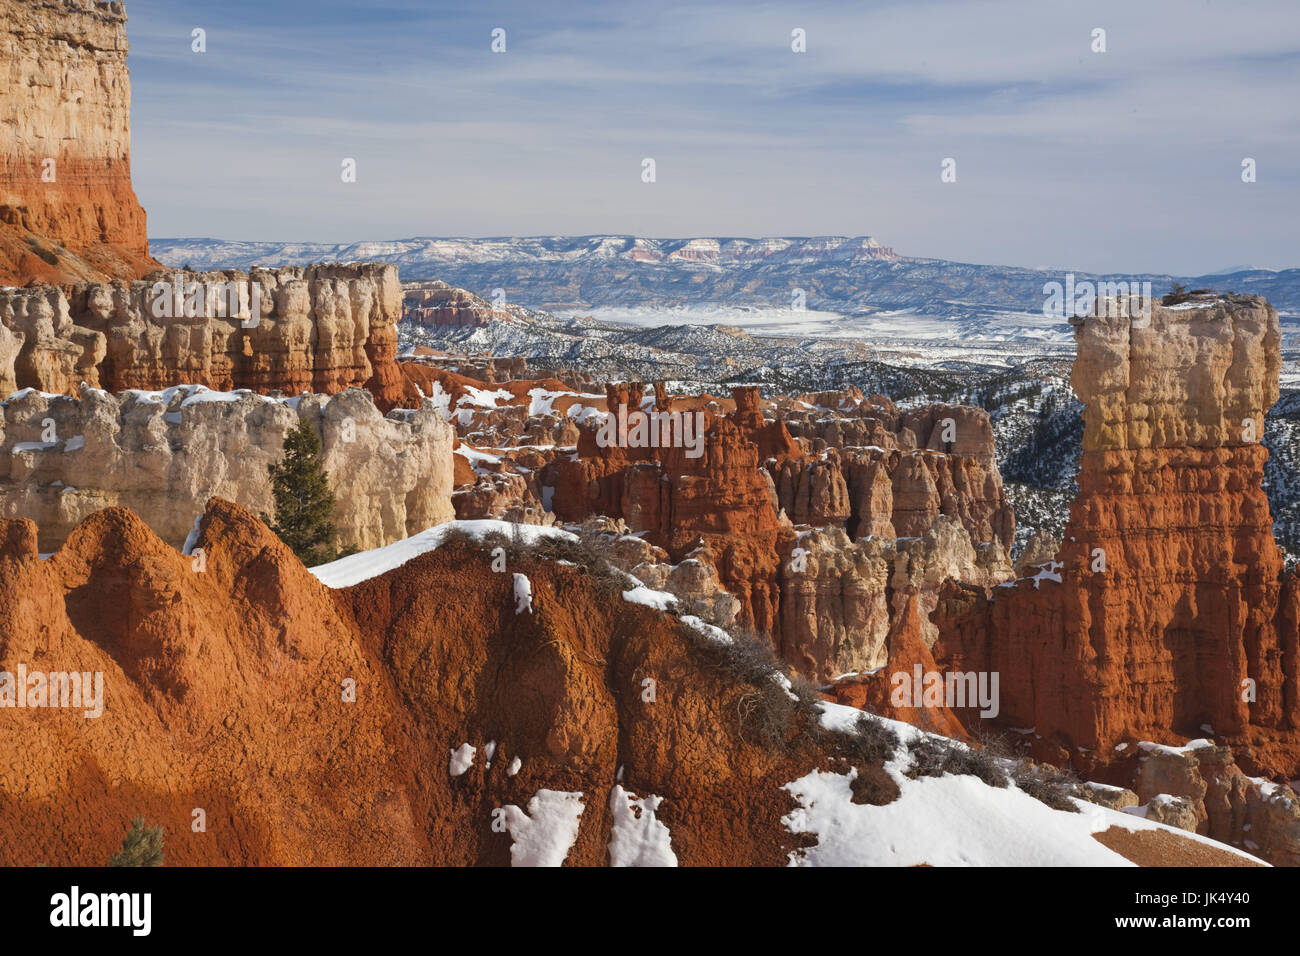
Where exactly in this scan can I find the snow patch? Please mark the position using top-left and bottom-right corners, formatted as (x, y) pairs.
(501, 790), (584, 867)
(1137, 738), (1216, 756)
(785, 712), (1262, 866)
(449, 742), (475, 777)
(622, 584), (677, 611)
(513, 573), (533, 614)
(680, 615), (733, 645)
(309, 519), (579, 588)
(607, 785), (678, 867)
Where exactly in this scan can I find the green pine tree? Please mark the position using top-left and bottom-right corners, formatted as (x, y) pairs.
(262, 419), (346, 566)
(1163, 281), (1189, 305)
(107, 817), (164, 867)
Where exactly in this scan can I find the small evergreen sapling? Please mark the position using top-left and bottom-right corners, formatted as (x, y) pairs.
(107, 817), (164, 867)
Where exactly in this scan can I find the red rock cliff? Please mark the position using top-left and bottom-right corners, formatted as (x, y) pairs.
(933, 294), (1300, 779)
(541, 384), (1013, 677)
(0, 0), (159, 284)
(0, 498), (1255, 865)
(0, 498), (852, 865)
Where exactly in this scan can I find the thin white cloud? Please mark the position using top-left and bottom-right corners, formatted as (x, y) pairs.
(125, 0), (1300, 273)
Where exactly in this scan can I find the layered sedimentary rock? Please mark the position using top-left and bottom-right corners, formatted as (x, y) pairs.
(0, 0), (159, 284)
(1131, 741), (1300, 866)
(403, 281), (506, 328)
(536, 382), (1013, 680)
(0, 264), (421, 410)
(0, 284), (103, 395)
(775, 520), (1011, 677)
(768, 402), (1013, 550)
(398, 367), (1013, 682)
(0, 500), (857, 865)
(542, 383), (788, 544)
(933, 295), (1300, 779)
(0, 384), (454, 553)
(0, 499), (1254, 865)
(539, 383), (789, 637)
(828, 595), (967, 739)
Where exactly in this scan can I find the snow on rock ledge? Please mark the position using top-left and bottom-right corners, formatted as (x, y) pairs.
(449, 743), (476, 777)
(787, 702), (1267, 867)
(513, 573), (533, 614)
(311, 519), (579, 588)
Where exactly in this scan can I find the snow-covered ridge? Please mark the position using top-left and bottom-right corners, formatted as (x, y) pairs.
(801, 703), (1267, 867)
(152, 235), (897, 272)
(311, 518), (698, 625)
(311, 522), (1268, 867)
(152, 235), (1300, 322)
(310, 519), (579, 588)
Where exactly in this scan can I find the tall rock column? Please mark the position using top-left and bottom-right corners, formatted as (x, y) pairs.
(0, 0), (159, 284)
(934, 294), (1300, 778)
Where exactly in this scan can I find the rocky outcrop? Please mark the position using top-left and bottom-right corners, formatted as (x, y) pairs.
(1129, 741), (1300, 866)
(768, 402), (1014, 551)
(933, 295), (1300, 780)
(400, 350), (542, 387)
(0, 284), (102, 396)
(542, 383), (789, 545)
(777, 528), (893, 674)
(398, 367), (1012, 683)
(776, 521), (1011, 679)
(0, 499), (1258, 865)
(453, 470), (536, 522)
(403, 281), (506, 328)
(828, 595), (967, 738)
(0, 0), (159, 284)
(0, 384), (454, 553)
(0, 502), (414, 864)
(0, 264), (421, 410)
(539, 384), (791, 637)
(568, 523), (743, 631)
(534, 383), (1014, 681)
(0, 500), (862, 865)
(1014, 528), (1061, 576)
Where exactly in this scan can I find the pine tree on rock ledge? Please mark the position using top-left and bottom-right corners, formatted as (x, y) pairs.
(263, 419), (352, 566)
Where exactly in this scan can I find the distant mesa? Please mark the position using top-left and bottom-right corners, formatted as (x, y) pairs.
(403, 281), (517, 329)
(152, 235), (1300, 320)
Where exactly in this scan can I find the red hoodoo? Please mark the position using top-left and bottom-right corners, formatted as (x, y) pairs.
(933, 295), (1300, 779)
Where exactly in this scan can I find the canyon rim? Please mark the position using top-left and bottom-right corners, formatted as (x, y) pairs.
(0, 2), (1298, 935)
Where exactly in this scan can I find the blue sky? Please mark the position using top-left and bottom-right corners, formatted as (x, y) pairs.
(124, 0), (1300, 274)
